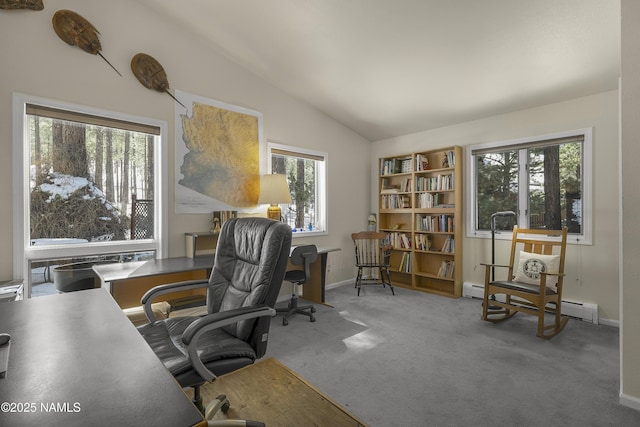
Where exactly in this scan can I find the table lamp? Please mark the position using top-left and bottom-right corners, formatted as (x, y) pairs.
(258, 174), (292, 221)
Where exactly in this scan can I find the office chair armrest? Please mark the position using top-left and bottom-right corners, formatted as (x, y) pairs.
(141, 279), (209, 322)
(182, 306), (276, 383)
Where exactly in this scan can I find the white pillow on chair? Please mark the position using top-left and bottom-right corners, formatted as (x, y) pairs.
(513, 251), (561, 288)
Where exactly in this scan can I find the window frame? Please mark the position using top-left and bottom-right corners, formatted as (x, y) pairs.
(12, 93), (168, 294)
(266, 141), (328, 237)
(466, 128), (593, 245)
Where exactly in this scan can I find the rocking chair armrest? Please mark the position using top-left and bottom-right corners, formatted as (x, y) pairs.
(540, 271), (565, 277)
(480, 263), (511, 269)
(538, 271), (566, 289)
(182, 305), (276, 382)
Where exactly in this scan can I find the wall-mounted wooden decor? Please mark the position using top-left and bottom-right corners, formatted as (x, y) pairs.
(52, 9), (122, 76)
(0, 0), (43, 10)
(131, 53), (186, 109)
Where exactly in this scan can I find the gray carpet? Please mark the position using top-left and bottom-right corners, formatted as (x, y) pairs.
(266, 283), (640, 427)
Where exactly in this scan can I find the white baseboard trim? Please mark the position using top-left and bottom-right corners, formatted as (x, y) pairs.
(620, 392), (640, 412)
(463, 281), (602, 325)
(326, 279), (353, 290)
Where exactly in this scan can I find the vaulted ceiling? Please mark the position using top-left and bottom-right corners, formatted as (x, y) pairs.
(136, 0), (620, 141)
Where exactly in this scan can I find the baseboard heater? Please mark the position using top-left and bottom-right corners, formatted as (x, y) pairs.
(463, 282), (599, 324)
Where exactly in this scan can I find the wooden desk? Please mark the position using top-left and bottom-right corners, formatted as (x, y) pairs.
(0, 289), (205, 427)
(93, 248), (338, 309)
(295, 247), (340, 304)
(93, 257), (214, 309)
(197, 357), (366, 426)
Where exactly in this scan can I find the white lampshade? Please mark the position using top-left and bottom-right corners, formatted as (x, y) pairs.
(257, 174), (291, 220)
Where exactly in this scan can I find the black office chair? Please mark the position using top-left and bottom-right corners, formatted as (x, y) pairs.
(276, 245), (318, 325)
(137, 217), (292, 425)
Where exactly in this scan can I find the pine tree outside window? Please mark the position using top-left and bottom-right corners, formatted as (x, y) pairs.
(467, 129), (592, 244)
(13, 94), (167, 295)
(267, 142), (327, 235)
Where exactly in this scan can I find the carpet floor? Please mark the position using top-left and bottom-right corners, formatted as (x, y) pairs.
(264, 283), (640, 426)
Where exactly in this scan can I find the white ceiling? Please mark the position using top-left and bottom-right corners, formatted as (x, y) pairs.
(136, 0), (621, 141)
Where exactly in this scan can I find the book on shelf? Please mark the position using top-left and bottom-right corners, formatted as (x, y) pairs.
(381, 158), (412, 175)
(441, 236), (454, 253)
(381, 186), (400, 194)
(442, 150), (455, 168)
(414, 234), (431, 251)
(385, 232), (412, 249)
(416, 214), (453, 232)
(398, 251), (412, 273)
(416, 154), (429, 171)
(400, 178), (412, 192)
(437, 260), (455, 278)
(381, 194), (411, 209)
(401, 158), (412, 173)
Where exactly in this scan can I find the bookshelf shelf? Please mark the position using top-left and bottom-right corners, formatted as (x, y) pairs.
(378, 146), (462, 298)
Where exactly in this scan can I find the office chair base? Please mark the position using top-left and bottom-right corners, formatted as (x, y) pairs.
(205, 394), (266, 427)
(276, 296), (316, 325)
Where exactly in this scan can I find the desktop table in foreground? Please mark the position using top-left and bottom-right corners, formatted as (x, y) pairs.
(0, 288), (205, 427)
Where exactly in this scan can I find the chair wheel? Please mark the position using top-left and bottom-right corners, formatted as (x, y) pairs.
(310, 316), (316, 322)
(311, 307), (316, 313)
(221, 400), (230, 413)
(283, 318), (289, 326)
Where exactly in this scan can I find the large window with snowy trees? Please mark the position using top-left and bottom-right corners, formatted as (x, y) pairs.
(13, 94), (167, 296)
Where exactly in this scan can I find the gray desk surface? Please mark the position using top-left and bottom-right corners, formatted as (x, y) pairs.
(0, 289), (204, 427)
(93, 256), (214, 282)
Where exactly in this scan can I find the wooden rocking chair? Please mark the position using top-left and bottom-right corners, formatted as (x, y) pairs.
(482, 226), (568, 338)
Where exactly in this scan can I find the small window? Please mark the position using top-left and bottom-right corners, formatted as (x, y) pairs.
(467, 129), (592, 244)
(268, 142), (327, 235)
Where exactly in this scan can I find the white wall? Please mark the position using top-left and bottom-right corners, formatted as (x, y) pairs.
(371, 90), (620, 321)
(620, 0), (640, 410)
(0, 0), (370, 286)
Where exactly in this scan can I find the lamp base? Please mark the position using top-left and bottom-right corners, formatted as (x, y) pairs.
(266, 205), (281, 221)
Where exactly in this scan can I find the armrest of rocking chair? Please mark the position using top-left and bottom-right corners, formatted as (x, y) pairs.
(537, 271), (566, 293)
(140, 279), (209, 322)
(480, 262), (511, 269)
(182, 305), (277, 383)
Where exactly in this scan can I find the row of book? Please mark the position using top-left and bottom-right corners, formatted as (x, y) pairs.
(415, 173), (454, 192)
(414, 234), (431, 251)
(441, 236), (454, 253)
(416, 214), (454, 232)
(385, 232), (411, 249)
(443, 150), (456, 168)
(381, 194), (411, 209)
(381, 150), (456, 176)
(437, 260), (455, 278)
(416, 192), (444, 208)
(380, 158), (412, 175)
(415, 154), (429, 171)
(413, 235), (454, 252)
(398, 252), (412, 273)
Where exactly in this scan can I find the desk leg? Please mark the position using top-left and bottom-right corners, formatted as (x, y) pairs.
(302, 253), (328, 304)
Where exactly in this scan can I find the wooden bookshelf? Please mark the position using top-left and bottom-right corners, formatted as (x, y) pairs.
(378, 146), (462, 298)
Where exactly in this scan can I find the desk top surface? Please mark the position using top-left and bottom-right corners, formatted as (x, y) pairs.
(0, 289), (204, 427)
(93, 256), (214, 282)
(93, 247), (339, 283)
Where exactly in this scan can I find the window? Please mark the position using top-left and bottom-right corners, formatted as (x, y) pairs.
(13, 94), (167, 294)
(267, 142), (327, 235)
(467, 129), (592, 244)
